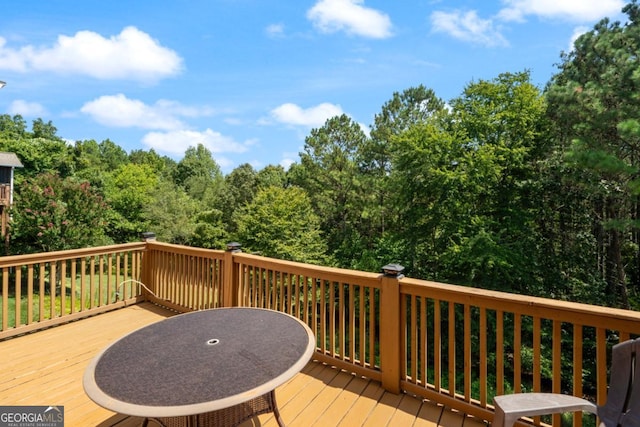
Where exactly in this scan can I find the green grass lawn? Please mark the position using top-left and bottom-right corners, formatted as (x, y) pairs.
(0, 276), (137, 329)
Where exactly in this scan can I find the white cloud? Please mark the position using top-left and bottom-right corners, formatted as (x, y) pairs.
(307, 0), (393, 39)
(358, 121), (370, 137)
(498, 0), (624, 22)
(7, 99), (47, 117)
(142, 129), (250, 156)
(568, 26), (589, 52)
(266, 24), (285, 38)
(430, 10), (508, 47)
(224, 117), (243, 126)
(431, 1), (622, 48)
(0, 26), (182, 82)
(280, 158), (296, 170)
(270, 102), (344, 127)
(80, 94), (214, 130)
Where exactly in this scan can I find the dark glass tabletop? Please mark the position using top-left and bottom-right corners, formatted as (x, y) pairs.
(83, 307), (315, 418)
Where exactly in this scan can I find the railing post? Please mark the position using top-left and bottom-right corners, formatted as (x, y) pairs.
(379, 263), (404, 394)
(223, 242), (241, 307)
(140, 232), (156, 300)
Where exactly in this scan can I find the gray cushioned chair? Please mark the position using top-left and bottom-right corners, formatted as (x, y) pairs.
(493, 337), (640, 427)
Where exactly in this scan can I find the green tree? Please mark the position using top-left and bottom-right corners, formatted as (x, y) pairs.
(443, 71), (548, 292)
(368, 85), (446, 181)
(31, 118), (59, 140)
(144, 177), (198, 245)
(388, 119), (465, 278)
(234, 186), (328, 264)
(256, 165), (286, 190)
(215, 163), (257, 233)
(71, 139), (102, 176)
(293, 114), (368, 266)
(386, 72), (549, 290)
(130, 148), (177, 178)
(0, 135), (72, 180)
(357, 86), (448, 271)
(71, 139), (129, 189)
(0, 114), (27, 139)
(104, 163), (158, 242)
(545, 1), (640, 308)
(11, 173), (112, 253)
(191, 208), (228, 249)
(174, 144), (224, 203)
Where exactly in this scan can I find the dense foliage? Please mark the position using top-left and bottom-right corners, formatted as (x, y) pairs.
(2, 1), (640, 314)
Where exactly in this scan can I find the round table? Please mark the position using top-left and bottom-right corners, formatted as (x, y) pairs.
(83, 307), (315, 426)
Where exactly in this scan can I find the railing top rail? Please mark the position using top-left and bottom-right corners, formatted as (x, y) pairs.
(146, 241), (225, 259)
(401, 277), (640, 329)
(0, 242), (147, 267)
(233, 252), (382, 286)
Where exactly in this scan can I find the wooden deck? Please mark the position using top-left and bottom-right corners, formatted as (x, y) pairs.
(0, 303), (483, 427)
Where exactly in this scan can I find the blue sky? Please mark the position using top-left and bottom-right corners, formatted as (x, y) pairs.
(0, 0), (627, 173)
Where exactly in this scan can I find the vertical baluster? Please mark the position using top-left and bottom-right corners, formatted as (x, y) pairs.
(98, 256), (104, 307)
(304, 276), (310, 326)
(280, 272), (286, 312)
(60, 261), (67, 313)
(311, 276), (318, 337)
(496, 310), (504, 396)
(338, 282), (345, 360)
(50, 262), (57, 318)
(321, 279), (327, 356)
(14, 267), (21, 327)
(533, 317), (541, 393)
(39, 264), (46, 319)
(27, 265), (34, 324)
(2, 267), (8, 330)
(410, 295), (418, 384)
(514, 314), (522, 393)
(574, 325), (584, 427)
(107, 255), (113, 306)
(369, 286), (376, 369)
(420, 296), (427, 386)
(596, 327), (607, 406)
(448, 301), (456, 397)
(124, 253), (131, 301)
(464, 304), (472, 401)
(89, 257), (95, 308)
(359, 285), (365, 367)
(70, 261), (77, 313)
(330, 281), (336, 357)
(434, 299), (442, 392)
(479, 307), (487, 407)
(552, 320), (562, 426)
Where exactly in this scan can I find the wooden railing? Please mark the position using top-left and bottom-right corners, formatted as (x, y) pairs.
(0, 242), (146, 339)
(230, 251), (382, 382)
(0, 184), (10, 206)
(142, 242), (640, 425)
(143, 244), (382, 384)
(398, 278), (640, 425)
(4, 240), (640, 425)
(143, 241), (225, 312)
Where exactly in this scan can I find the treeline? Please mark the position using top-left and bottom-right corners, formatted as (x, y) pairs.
(2, 3), (640, 310)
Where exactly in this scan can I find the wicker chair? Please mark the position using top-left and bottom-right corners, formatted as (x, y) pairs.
(144, 390), (284, 427)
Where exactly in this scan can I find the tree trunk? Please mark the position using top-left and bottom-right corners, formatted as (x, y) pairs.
(606, 199), (630, 309)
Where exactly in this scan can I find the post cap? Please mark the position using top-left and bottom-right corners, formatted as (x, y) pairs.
(226, 242), (242, 252)
(382, 263), (405, 277)
(140, 232), (156, 241)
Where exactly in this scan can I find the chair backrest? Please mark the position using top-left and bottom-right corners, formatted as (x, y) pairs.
(598, 338), (640, 427)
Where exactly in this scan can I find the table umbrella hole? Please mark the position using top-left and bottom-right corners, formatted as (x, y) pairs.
(207, 339), (220, 346)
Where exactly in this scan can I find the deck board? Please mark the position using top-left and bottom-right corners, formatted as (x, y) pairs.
(0, 303), (474, 427)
